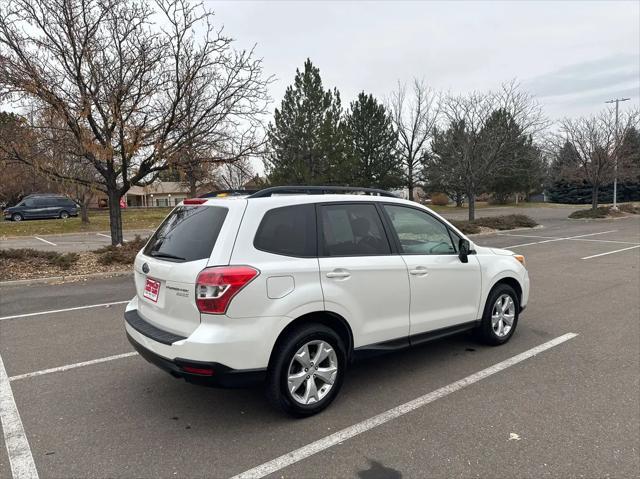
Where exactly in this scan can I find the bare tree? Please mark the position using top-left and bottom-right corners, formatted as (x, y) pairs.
(389, 79), (440, 201)
(436, 81), (546, 220)
(557, 108), (639, 209)
(0, 0), (270, 244)
(215, 158), (255, 190)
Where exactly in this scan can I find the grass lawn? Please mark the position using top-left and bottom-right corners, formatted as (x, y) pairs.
(0, 208), (173, 237)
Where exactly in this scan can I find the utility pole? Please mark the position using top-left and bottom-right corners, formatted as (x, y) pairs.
(605, 97), (630, 210)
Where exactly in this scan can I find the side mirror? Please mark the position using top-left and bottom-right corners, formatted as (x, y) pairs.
(459, 238), (470, 263)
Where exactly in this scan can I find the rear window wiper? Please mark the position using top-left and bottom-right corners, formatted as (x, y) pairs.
(149, 251), (186, 261)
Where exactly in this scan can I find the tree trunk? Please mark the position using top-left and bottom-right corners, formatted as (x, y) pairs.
(468, 191), (476, 221)
(591, 184), (599, 210)
(455, 193), (463, 208)
(80, 203), (90, 224)
(189, 175), (197, 197)
(107, 189), (124, 245)
(407, 162), (414, 201)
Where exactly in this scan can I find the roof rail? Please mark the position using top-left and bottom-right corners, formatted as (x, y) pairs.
(247, 185), (397, 199)
(198, 189), (258, 198)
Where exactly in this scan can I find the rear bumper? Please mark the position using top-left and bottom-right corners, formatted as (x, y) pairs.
(125, 309), (266, 388)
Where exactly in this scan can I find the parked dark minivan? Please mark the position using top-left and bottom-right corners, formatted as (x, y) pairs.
(3, 195), (78, 221)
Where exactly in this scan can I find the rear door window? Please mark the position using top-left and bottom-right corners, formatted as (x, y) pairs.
(319, 203), (391, 256)
(143, 205), (228, 262)
(254, 204), (316, 257)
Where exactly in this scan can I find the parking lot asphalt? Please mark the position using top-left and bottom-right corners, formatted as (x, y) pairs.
(0, 229), (154, 252)
(0, 212), (638, 478)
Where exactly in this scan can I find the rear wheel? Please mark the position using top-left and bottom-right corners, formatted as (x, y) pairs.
(267, 323), (346, 417)
(12, 213), (23, 222)
(59, 210), (69, 219)
(476, 284), (519, 345)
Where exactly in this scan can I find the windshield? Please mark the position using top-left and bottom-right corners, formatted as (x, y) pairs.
(143, 205), (228, 262)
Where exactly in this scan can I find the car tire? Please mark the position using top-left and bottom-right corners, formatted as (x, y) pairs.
(59, 210), (69, 219)
(12, 213), (23, 222)
(476, 283), (519, 346)
(266, 323), (347, 417)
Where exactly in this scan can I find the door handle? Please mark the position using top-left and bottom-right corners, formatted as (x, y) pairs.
(409, 266), (429, 276)
(326, 270), (351, 279)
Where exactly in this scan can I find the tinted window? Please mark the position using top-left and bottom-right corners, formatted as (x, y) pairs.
(33, 198), (48, 207)
(320, 204), (390, 256)
(254, 204), (316, 257)
(143, 206), (228, 262)
(383, 205), (455, 255)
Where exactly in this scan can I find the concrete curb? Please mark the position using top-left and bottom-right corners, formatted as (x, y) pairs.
(0, 270), (133, 287)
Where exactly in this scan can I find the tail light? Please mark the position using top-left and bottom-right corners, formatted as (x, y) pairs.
(183, 198), (207, 205)
(195, 266), (259, 314)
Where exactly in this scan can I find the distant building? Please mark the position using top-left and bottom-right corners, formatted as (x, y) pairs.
(125, 182), (190, 207)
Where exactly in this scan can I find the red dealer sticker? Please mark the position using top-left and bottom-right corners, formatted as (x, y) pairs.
(143, 278), (160, 303)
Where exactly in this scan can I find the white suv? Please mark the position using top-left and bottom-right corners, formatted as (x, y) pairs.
(125, 186), (529, 416)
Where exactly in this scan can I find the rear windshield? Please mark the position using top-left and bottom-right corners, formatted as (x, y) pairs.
(143, 205), (228, 262)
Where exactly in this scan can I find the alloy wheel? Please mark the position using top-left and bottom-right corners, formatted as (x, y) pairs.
(287, 340), (338, 405)
(491, 294), (516, 338)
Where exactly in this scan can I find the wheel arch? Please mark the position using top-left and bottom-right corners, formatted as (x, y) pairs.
(482, 276), (523, 315)
(268, 311), (354, 370)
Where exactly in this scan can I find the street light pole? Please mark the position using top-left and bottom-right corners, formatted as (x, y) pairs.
(605, 97), (630, 210)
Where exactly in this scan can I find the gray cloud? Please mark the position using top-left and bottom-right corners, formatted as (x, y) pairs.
(525, 54), (639, 98)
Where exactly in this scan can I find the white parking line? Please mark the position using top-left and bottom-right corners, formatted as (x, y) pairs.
(0, 301), (129, 321)
(33, 236), (56, 246)
(9, 352), (139, 382)
(504, 230), (618, 248)
(581, 245), (640, 260)
(497, 232), (639, 246)
(231, 333), (579, 479)
(0, 352), (39, 479)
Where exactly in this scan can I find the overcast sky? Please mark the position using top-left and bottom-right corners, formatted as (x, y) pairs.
(209, 0), (639, 121)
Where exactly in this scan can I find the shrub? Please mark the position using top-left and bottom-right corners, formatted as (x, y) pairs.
(95, 235), (148, 265)
(0, 249), (79, 270)
(450, 221), (481, 235)
(473, 214), (538, 230)
(568, 207), (611, 219)
(451, 214), (537, 234)
(619, 203), (640, 214)
(430, 192), (449, 206)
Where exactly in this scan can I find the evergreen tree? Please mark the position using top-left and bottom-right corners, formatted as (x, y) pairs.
(343, 92), (402, 189)
(266, 59), (346, 185)
(425, 121), (468, 205)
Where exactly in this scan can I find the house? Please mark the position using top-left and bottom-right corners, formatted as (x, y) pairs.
(125, 182), (190, 207)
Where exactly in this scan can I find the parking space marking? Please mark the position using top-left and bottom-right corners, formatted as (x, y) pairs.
(497, 232), (639, 245)
(0, 301), (129, 321)
(231, 333), (579, 479)
(96, 233), (111, 239)
(8, 352), (138, 382)
(504, 230), (618, 248)
(581, 244), (640, 260)
(32, 236), (56, 246)
(0, 352), (39, 479)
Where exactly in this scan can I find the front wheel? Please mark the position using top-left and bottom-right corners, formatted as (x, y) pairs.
(59, 210), (69, 219)
(266, 323), (346, 417)
(12, 213), (23, 222)
(476, 284), (519, 345)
